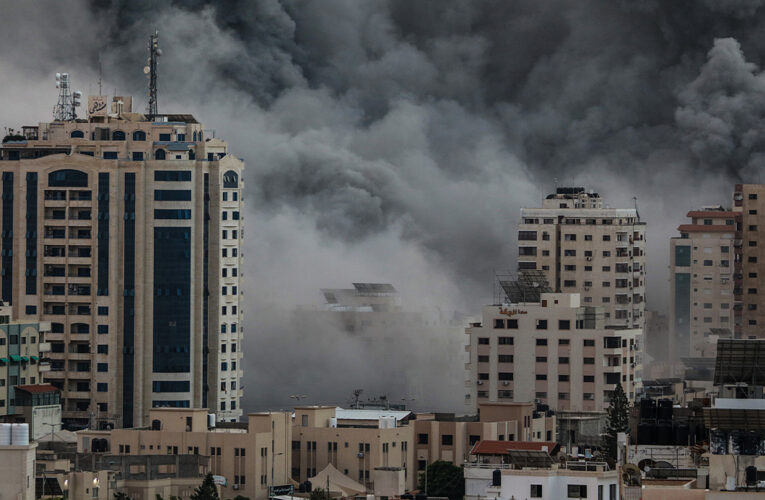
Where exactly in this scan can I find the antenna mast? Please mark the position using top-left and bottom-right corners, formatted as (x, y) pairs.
(53, 73), (82, 122)
(145, 30), (161, 119)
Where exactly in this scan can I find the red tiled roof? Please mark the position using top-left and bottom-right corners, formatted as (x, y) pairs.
(677, 224), (735, 233)
(14, 384), (58, 394)
(470, 440), (559, 455)
(686, 211), (737, 218)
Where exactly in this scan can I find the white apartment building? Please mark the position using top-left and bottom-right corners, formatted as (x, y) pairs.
(465, 292), (642, 412)
(0, 95), (244, 427)
(669, 207), (735, 359)
(518, 188), (646, 329)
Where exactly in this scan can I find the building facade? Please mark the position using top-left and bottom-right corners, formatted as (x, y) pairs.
(0, 96), (244, 427)
(0, 305), (52, 417)
(291, 406), (416, 492)
(733, 184), (765, 341)
(669, 207), (735, 359)
(465, 293), (642, 412)
(78, 408), (290, 500)
(518, 188), (646, 329)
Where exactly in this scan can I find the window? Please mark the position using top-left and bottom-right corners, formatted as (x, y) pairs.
(159, 133), (172, 141)
(751, 256), (758, 263)
(564, 249), (576, 257)
(441, 435), (453, 446)
(584, 375), (595, 382)
(559, 320), (571, 330)
(103, 151), (118, 159)
(97, 345), (108, 354)
(583, 357), (595, 364)
(536, 338), (547, 346)
(567, 485), (587, 498)
(536, 356), (547, 362)
(603, 251), (611, 257)
(559, 374), (570, 381)
(97, 363), (108, 372)
(751, 193), (759, 200)
(536, 320), (547, 330)
(518, 231), (537, 241)
(478, 355), (489, 362)
(559, 357), (569, 364)
(478, 337), (489, 345)
(98, 306), (108, 315)
(584, 339), (595, 346)
(584, 234), (592, 241)
(498, 336), (513, 345)
(478, 373), (489, 380)
(563, 280), (576, 287)
(530, 484), (543, 497)
(494, 318), (505, 329)
(603, 235), (611, 241)
(536, 374), (547, 380)
(498, 372), (513, 380)
(559, 339), (570, 345)
(703, 259), (713, 266)
(498, 355), (513, 363)
(132, 152), (144, 161)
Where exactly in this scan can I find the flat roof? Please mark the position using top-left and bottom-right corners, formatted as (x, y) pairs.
(335, 408), (414, 421)
(714, 339), (765, 386)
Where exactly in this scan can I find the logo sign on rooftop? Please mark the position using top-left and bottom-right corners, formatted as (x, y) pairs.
(269, 485), (294, 497)
(88, 95), (107, 117)
(498, 307), (527, 317)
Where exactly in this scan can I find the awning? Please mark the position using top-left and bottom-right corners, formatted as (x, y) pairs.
(9, 355), (22, 362)
(30, 356), (39, 362)
(20, 356), (29, 362)
(0, 358), (7, 363)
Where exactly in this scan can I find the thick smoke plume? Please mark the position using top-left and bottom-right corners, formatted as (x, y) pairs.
(3, 1), (765, 411)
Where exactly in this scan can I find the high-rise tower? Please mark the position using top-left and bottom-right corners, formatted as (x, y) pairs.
(0, 95), (244, 427)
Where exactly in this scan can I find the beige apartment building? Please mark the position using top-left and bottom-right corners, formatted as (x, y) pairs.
(669, 207), (735, 359)
(518, 188), (646, 329)
(413, 402), (555, 472)
(465, 292), (642, 412)
(291, 406), (417, 492)
(78, 408), (290, 499)
(0, 95), (244, 427)
(733, 184), (765, 340)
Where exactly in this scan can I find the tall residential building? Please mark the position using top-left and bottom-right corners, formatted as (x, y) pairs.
(518, 187), (646, 329)
(465, 291), (643, 412)
(668, 206), (735, 359)
(733, 184), (765, 340)
(0, 95), (244, 427)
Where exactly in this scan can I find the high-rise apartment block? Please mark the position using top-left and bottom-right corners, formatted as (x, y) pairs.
(0, 95), (244, 427)
(733, 184), (765, 341)
(518, 188), (646, 329)
(669, 207), (735, 359)
(465, 292), (642, 412)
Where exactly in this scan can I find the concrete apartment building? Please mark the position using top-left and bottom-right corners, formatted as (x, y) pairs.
(669, 207), (736, 359)
(465, 292), (642, 412)
(0, 95), (244, 427)
(78, 408), (290, 499)
(414, 402), (556, 472)
(733, 184), (765, 341)
(291, 406), (417, 492)
(518, 187), (646, 329)
(0, 303), (52, 417)
(0, 424), (37, 500)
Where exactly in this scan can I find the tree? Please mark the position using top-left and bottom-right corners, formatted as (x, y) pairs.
(417, 461), (464, 500)
(310, 488), (331, 500)
(191, 473), (220, 500)
(603, 381), (630, 462)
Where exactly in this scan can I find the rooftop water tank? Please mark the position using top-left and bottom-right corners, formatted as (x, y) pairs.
(11, 423), (29, 445)
(0, 423), (11, 445)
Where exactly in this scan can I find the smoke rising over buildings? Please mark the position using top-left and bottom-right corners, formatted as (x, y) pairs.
(3, 0), (765, 411)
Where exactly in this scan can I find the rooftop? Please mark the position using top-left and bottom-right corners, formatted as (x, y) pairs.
(470, 440), (560, 455)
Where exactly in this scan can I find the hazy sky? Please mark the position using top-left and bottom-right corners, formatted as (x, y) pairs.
(2, 0), (764, 411)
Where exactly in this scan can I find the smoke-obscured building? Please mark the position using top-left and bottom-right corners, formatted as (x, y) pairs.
(669, 206), (735, 359)
(0, 95), (244, 427)
(518, 187), (646, 329)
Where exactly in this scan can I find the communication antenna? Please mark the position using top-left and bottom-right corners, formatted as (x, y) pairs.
(97, 56), (103, 96)
(145, 30), (161, 119)
(53, 73), (82, 121)
(633, 196), (641, 223)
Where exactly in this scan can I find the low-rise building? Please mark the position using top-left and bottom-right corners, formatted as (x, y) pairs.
(291, 406), (416, 492)
(466, 288), (643, 412)
(0, 423), (37, 500)
(465, 460), (618, 500)
(77, 408), (291, 500)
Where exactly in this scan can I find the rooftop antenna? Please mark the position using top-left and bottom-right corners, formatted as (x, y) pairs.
(97, 56), (103, 96)
(145, 30), (161, 119)
(52, 73), (82, 121)
(633, 196), (641, 223)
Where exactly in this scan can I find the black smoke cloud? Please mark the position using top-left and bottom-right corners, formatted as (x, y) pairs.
(3, 0), (765, 411)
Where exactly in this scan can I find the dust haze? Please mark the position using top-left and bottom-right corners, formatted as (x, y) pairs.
(2, 0), (765, 411)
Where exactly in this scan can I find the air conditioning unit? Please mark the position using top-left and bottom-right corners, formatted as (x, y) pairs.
(586, 257), (592, 261)
(357, 452), (365, 458)
(477, 380), (484, 385)
(502, 381), (509, 386)
(233, 485), (240, 490)
(584, 287), (590, 291)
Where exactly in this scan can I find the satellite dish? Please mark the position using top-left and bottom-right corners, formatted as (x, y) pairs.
(55, 73), (61, 80)
(155, 49), (162, 56)
(73, 91), (82, 98)
(143, 66), (150, 74)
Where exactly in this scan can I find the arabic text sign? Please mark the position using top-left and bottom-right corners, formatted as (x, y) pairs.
(88, 95), (107, 117)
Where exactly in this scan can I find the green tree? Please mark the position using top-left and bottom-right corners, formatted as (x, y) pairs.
(310, 488), (331, 500)
(417, 461), (464, 500)
(603, 382), (630, 462)
(191, 473), (220, 500)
